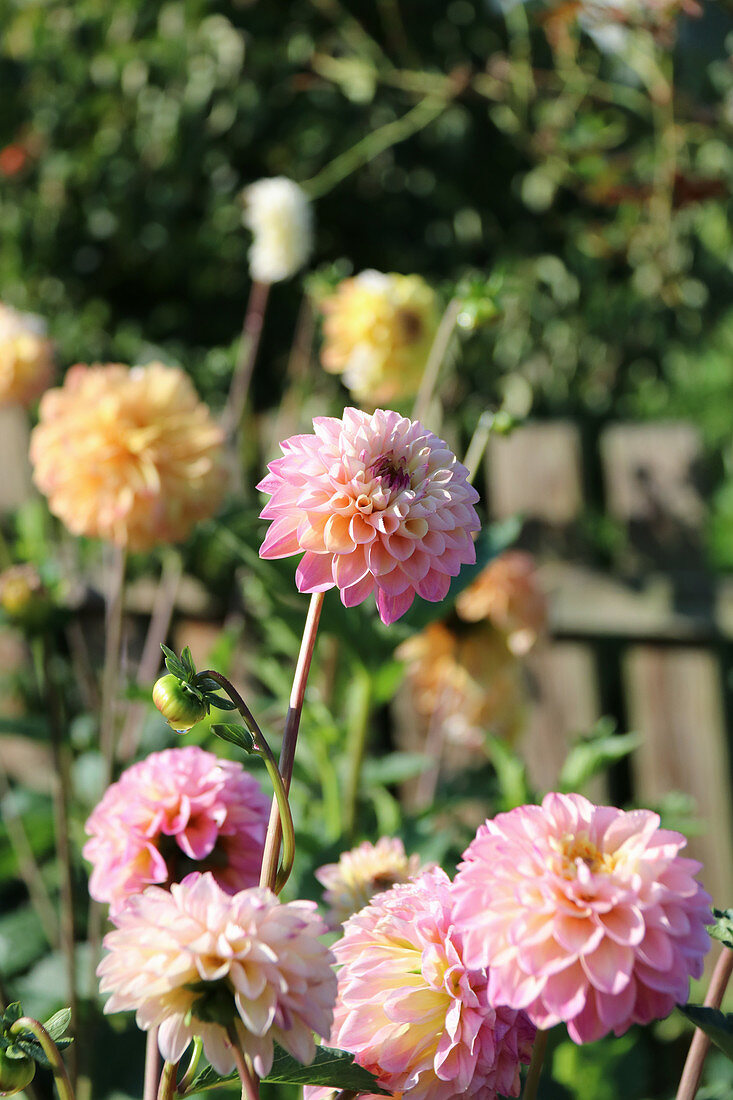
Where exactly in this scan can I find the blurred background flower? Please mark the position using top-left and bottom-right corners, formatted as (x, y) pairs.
(0, 302), (54, 408)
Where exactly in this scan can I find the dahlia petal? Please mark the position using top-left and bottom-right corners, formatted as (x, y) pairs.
(259, 516), (300, 558)
(540, 961), (588, 1021)
(581, 939), (634, 994)
(340, 573), (376, 608)
(158, 1014), (193, 1065)
(597, 906), (645, 947)
(333, 548), (370, 589)
(637, 928), (674, 971)
(376, 587), (416, 624)
(295, 553), (336, 593)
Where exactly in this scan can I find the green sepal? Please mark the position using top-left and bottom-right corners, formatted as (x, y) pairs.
(161, 644), (189, 681)
(678, 1004), (733, 1063)
(203, 694), (238, 712)
(184, 1043), (388, 1096)
(181, 647), (196, 679)
(41, 1008), (72, 1043)
(1, 1005), (23, 1027)
(186, 986), (238, 1029)
(710, 908), (733, 950)
(210, 724), (256, 753)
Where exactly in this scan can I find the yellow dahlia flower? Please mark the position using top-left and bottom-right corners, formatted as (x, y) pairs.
(320, 271), (438, 404)
(30, 362), (224, 551)
(0, 302), (54, 407)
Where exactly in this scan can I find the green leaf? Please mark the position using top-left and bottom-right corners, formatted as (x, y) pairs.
(185, 1043), (388, 1095)
(209, 724), (255, 753)
(710, 909), (733, 950)
(181, 647), (197, 678)
(486, 735), (532, 810)
(41, 1008), (71, 1042)
(205, 695), (238, 712)
(679, 1005), (733, 1063)
(558, 728), (640, 794)
(363, 752), (431, 786)
(2, 1004), (23, 1026)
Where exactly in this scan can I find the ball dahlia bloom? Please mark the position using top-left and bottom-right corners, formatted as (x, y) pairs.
(30, 362), (224, 551)
(0, 302), (54, 407)
(258, 408), (481, 625)
(320, 271), (438, 404)
(83, 747), (270, 915)
(306, 868), (535, 1100)
(316, 837), (424, 927)
(455, 551), (547, 656)
(243, 177), (313, 284)
(99, 872), (336, 1076)
(452, 793), (712, 1044)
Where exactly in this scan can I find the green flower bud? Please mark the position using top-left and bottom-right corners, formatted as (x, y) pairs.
(0, 1050), (36, 1096)
(152, 674), (207, 734)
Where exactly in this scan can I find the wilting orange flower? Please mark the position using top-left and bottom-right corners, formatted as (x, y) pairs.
(0, 302), (54, 408)
(31, 362), (224, 550)
(320, 272), (438, 404)
(455, 551), (547, 656)
(398, 621), (525, 751)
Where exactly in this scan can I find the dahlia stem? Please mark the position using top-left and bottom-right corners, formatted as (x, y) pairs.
(199, 670), (295, 893)
(156, 1060), (178, 1100)
(10, 1017), (75, 1100)
(259, 591), (325, 891)
(522, 1028), (548, 1100)
(222, 279), (271, 440)
(143, 1028), (161, 1100)
(38, 637), (78, 1086)
(99, 544), (127, 785)
(412, 297), (461, 424)
(462, 410), (495, 485)
(676, 945), (733, 1100)
(226, 1028), (260, 1100)
(342, 663), (372, 839)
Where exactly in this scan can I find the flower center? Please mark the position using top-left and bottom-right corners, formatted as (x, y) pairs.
(396, 308), (423, 344)
(554, 833), (618, 879)
(368, 453), (411, 493)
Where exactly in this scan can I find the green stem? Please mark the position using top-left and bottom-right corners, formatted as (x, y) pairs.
(462, 410), (495, 485)
(303, 97), (448, 200)
(200, 671), (295, 894)
(522, 1028), (548, 1100)
(259, 592), (324, 891)
(412, 297), (461, 424)
(10, 1017), (75, 1100)
(342, 665), (372, 839)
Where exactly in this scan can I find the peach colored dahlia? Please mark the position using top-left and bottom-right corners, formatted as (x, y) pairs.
(320, 271), (438, 404)
(99, 872), (336, 1075)
(452, 792), (712, 1044)
(316, 837), (424, 927)
(83, 747), (270, 915)
(30, 362), (224, 550)
(258, 408), (481, 625)
(306, 868), (535, 1100)
(455, 551), (547, 656)
(0, 302), (54, 407)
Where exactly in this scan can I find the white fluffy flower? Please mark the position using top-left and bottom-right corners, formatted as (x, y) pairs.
(243, 177), (313, 283)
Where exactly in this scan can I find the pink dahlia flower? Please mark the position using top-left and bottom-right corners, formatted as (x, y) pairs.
(316, 837), (425, 927)
(452, 793), (712, 1043)
(83, 747), (270, 915)
(258, 408), (481, 625)
(99, 872), (336, 1076)
(307, 868), (535, 1100)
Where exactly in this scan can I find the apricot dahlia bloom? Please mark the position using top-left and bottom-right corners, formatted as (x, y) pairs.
(452, 793), (712, 1043)
(30, 362), (224, 550)
(455, 551), (547, 656)
(320, 271), (438, 404)
(0, 302), (54, 407)
(83, 747), (270, 915)
(258, 408), (480, 624)
(316, 837), (424, 927)
(243, 177), (312, 283)
(307, 869), (535, 1100)
(99, 872), (336, 1075)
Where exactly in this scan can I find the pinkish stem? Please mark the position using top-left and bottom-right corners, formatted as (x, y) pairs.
(676, 946), (733, 1100)
(259, 591), (324, 891)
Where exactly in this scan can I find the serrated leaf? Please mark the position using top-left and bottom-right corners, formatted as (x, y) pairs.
(209, 724), (255, 753)
(185, 1043), (387, 1095)
(558, 732), (640, 794)
(679, 1005), (733, 1062)
(42, 1008), (71, 1042)
(710, 909), (733, 950)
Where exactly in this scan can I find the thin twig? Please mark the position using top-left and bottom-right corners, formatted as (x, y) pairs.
(259, 592), (324, 891)
(412, 297), (462, 424)
(342, 664), (372, 839)
(222, 280), (271, 440)
(99, 545), (127, 785)
(226, 1028), (259, 1100)
(676, 946), (733, 1100)
(0, 760), (58, 946)
(522, 1028), (548, 1100)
